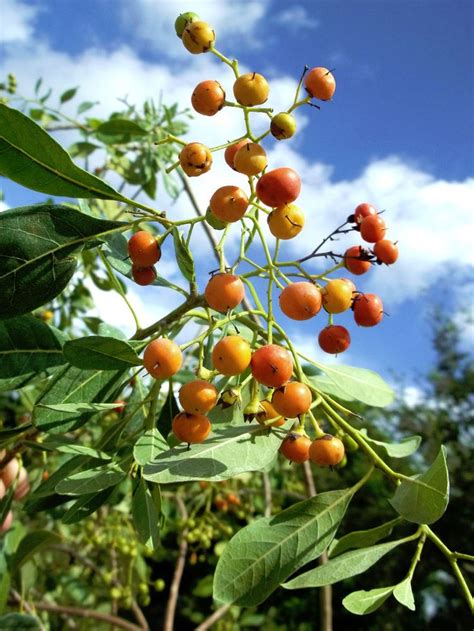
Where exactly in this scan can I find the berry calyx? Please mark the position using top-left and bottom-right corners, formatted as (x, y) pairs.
(304, 67), (336, 101)
(204, 273), (245, 312)
(353, 293), (384, 327)
(373, 239), (399, 265)
(280, 433), (311, 463)
(127, 231), (161, 267)
(309, 434), (345, 466)
(343, 245), (372, 276)
(251, 344), (293, 388)
(233, 72), (269, 106)
(267, 204), (305, 239)
(212, 335), (252, 376)
(256, 168), (301, 207)
(179, 142), (212, 177)
(143, 338), (183, 379)
(318, 325), (351, 354)
(279, 282), (322, 320)
(272, 381), (312, 418)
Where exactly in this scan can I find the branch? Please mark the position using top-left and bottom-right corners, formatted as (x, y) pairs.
(163, 495), (189, 631)
(195, 604), (232, 631)
(131, 294), (205, 340)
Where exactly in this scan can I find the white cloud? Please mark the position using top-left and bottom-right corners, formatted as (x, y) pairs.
(276, 6), (319, 30)
(121, 0), (270, 57)
(0, 0), (39, 44)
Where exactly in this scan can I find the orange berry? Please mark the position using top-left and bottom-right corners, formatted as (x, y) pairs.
(212, 335), (251, 376)
(272, 382), (312, 418)
(209, 186), (249, 223)
(172, 412), (211, 444)
(251, 344), (293, 388)
(132, 266), (157, 286)
(182, 21), (215, 54)
(233, 72), (269, 106)
(360, 215), (386, 243)
(179, 142), (212, 177)
(179, 380), (218, 415)
(373, 239), (399, 265)
(304, 67), (336, 101)
(127, 231), (161, 267)
(233, 142), (267, 176)
(191, 80), (225, 116)
(309, 435), (345, 466)
(143, 338), (182, 379)
(224, 139), (251, 170)
(321, 279), (353, 314)
(344, 246), (372, 276)
(318, 325), (351, 354)
(280, 434), (311, 463)
(204, 273), (245, 312)
(267, 204), (305, 239)
(279, 282), (322, 320)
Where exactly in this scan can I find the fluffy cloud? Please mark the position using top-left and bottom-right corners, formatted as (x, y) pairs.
(0, 0), (39, 43)
(275, 6), (319, 30)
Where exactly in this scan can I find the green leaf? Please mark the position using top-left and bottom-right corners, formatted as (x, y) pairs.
(0, 614), (42, 629)
(283, 537), (410, 589)
(393, 577), (415, 610)
(0, 485), (14, 523)
(143, 424), (283, 484)
(311, 363), (394, 407)
(0, 316), (65, 378)
(60, 87), (78, 103)
(0, 104), (129, 200)
(62, 486), (117, 524)
(55, 465), (126, 495)
(77, 101), (97, 115)
(213, 488), (353, 607)
(132, 479), (160, 549)
(68, 141), (99, 158)
(38, 402), (119, 413)
(0, 204), (126, 319)
(172, 228), (195, 282)
(359, 429), (421, 458)
(40, 438), (111, 461)
(156, 386), (179, 439)
(9, 531), (62, 570)
(96, 119), (147, 137)
(134, 429), (169, 466)
(33, 365), (125, 433)
(390, 446), (449, 524)
(329, 518), (401, 557)
(63, 335), (141, 370)
(342, 585), (395, 615)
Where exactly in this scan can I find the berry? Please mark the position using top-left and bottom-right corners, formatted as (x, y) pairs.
(321, 279), (353, 314)
(353, 293), (384, 327)
(255, 400), (285, 427)
(179, 142), (212, 177)
(272, 382), (312, 418)
(318, 325), (351, 354)
(233, 142), (267, 176)
(209, 186), (249, 223)
(191, 80), (225, 116)
(280, 434), (311, 463)
(373, 239), (399, 265)
(340, 277), (356, 294)
(179, 380), (218, 415)
(0, 457), (19, 488)
(309, 435), (345, 466)
(233, 72), (269, 106)
(182, 21), (215, 54)
(224, 139), (251, 170)
(132, 266), (156, 286)
(267, 204), (304, 239)
(256, 168), (301, 207)
(344, 245), (372, 276)
(0, 510), (13, 533)
(212, 336), (251, 376)
(172, 412), (211, 444)
(175, 12), (200, 38)
(270, 112), (296, 140)
(204, 273), (245, 312)
(279, 282), (322, 321)
(304, 67), (336, 101)
(127, 231), (161, 267)
(251, 344), (293, 388)
(353, 202), (377, 225)
(205, 207), (227, 230)
(143, 338), (182, 379)
(360, 215), (386, 243)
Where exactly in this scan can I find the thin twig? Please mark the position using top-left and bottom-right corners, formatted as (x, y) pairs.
(195, 603), (232, 631)
(163, 495), (189, 631)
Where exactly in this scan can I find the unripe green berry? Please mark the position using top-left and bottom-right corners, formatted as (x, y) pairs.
(174, 12), (200, 38)
(270, 112), (297, 140)
(154, 578), (166, 592)
(110, 587), (121, 600)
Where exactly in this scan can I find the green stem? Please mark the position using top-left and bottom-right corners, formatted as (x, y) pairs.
(406, 531), (426, 580)
(211, 47), (240, 79)
(145, 380), (162, 430)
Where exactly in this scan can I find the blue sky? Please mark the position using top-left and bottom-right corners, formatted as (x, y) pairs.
(1, 0), (473, 394)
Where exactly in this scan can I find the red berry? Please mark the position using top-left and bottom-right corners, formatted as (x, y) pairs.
(132, 266), (156, 285)
(360, 215), (386, 243)
(343, 246), (372, 276)
(318, 325), (351, 354)
(353, 293), (384, 327)
(373, 240), (399, 265)
(256, 168), (301, 207)
(353, 203), (377, 225)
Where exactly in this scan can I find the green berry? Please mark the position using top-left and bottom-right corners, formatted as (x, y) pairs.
(270, 112), (297, 140)
(154, 578), (166, 592)
(174, 12), (200, 38)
